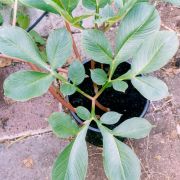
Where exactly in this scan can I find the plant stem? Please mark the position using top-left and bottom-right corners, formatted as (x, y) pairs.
(12, 0), (18, 26)
(76, 88), (93, 101)
(94, 82), (110, 100)
(65, 22), (81, 60)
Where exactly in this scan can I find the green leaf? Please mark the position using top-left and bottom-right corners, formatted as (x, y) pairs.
(68, 61), (85, 85)
(46, 28), (72, 69)
(29, 30), (46, 45)
(16, 11), (30, 29)
(0, 26), (48, 69)
(44, 0), (74, 23)
(113, 117), (153, 139)
(95, 4), (114, 25)
(112, 80), (128, 93)
(100, 111), (122, 125)
(98, 123), (141, 180)
(131, 76), (169, 101)
(4, 71), (54, 101)
(164, 0), (180, 6)
(76, 106), (91, 120)
(60, 83), (76, 96)
(0, 12), (3, 25)
(60, 0), (80, 13)
(114, 3), (160, 66)
(52, 123), (89, 180)
(19, 0), (58, 13)
(48, 112), (79, 138)
(82, 29), (113, 64)
(131, 31), (179, 75)
(90, 68), (107, 85)
(72, 14), (92, 25)
(82, 0), (110, 10)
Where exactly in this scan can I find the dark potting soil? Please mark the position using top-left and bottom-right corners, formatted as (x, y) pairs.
(68, 61), (148, 146)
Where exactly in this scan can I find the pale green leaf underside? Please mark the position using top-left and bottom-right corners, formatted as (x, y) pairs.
(113, 117), (153, 139)
(0, 26), (48, 69)
(131, 76), (169, 101)
(48, 112), (79, 138)
(115, 2), (160, 66)
(52, 123), (89, 180)
(46, 28), (72, 69)
(4, 71), (54, 101)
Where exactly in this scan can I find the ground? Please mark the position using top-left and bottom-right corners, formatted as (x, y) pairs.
(0, 2), (180, 180)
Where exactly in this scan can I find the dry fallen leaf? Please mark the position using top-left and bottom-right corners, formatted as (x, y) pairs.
(154, 155), (161, 161)
(22, 157), (34, 168)
(0, 58), (12, 67)
(177, 124), (180, 136)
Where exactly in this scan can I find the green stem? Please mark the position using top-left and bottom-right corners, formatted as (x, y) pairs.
(94, 82), (110, 100)
(51, 70), (93, 101)
(76, 87), (93, 100)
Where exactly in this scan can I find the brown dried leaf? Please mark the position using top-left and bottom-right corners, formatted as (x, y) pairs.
(0, 58), (12, 68)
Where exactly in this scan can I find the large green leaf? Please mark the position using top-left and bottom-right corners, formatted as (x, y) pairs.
(113, 117), (153, 139)
(48, 112), (79, 138)
(131, 31), (179, 75)
(98, 123), (141, 180)
(52, 123), (89, 180)
(0, 27), (48, 69)
(100, 111), (122, 125)
(46, 28), (72, 70)
(114, 3), (160, 66)
(90, 68), (108, 85)
(68, 61), (85, 85)
(82, 29), (113, 64)
(82, 0), (110, 10)
(4, 71), (54, 101)
(19, 0), (57, 13)
(76, 106), (91, 120)
(131, 76), (169, 101)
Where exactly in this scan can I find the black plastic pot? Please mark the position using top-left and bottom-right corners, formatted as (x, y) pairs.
(68, 60), (150, 147)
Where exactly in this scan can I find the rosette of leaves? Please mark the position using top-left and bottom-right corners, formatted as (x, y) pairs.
(0, 1), (179, 180)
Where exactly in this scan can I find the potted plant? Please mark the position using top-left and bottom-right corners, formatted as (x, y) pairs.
(0, 0), (179, 179)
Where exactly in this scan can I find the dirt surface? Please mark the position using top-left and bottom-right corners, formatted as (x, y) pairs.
(0, 63), (59, 137)
(0, 2), (180, 180)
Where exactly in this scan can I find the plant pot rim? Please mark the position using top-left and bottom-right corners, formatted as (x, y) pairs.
(67, 59), (150, 133)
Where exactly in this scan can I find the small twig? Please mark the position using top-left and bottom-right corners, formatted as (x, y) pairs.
(57, 68), (68, 74)
(12, 0), (18, 26)
(161, 23), (180, 37)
